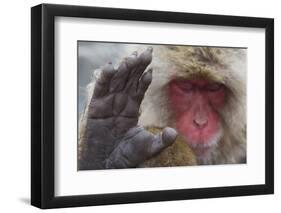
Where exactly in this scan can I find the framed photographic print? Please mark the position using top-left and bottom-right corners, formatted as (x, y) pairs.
(31, 3), (274, 209)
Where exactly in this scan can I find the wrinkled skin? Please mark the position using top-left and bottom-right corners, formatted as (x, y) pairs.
(79, 48), (177, 170)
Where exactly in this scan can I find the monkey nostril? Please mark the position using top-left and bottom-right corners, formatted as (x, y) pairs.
(193, 118), (208, 129)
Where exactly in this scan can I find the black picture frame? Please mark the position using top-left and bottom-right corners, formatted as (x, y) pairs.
(31, 3), (274, 209)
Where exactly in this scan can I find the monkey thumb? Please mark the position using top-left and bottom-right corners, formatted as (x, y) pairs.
(162, 127), (178, 145)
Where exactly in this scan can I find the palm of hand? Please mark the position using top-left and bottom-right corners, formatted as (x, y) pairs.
(80, 48), (177, 169)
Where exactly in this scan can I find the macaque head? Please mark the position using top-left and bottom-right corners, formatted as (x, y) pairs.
(168, 78), (226, 155)
(137, 45), (246, 163)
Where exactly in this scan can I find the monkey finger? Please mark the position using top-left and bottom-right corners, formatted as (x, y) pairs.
(134, 68), (153, 101)
(162, 127), (178, 145)
(131, 47), (153, 79)
(93, 63), (116, 98)
(109, 51), (139, 92)
(138, 47), (153, 65)
(105, 126), (176, 168)
(126, 51), (138, 68)
(119, 52), (139, 71)
(124, 47), (153, 92)
(149, 127), (177, 156)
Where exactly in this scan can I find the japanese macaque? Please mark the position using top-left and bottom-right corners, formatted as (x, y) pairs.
(78, 45), (246, 170)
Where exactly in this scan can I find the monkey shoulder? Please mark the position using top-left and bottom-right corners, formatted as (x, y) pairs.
(139, 127), (197, 168)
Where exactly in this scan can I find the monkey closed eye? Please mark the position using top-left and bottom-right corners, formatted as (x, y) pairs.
(205, 83), (224, 92)
(174, 81), (194, 92)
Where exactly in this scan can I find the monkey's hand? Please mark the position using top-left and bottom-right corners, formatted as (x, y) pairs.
(79, 47), (177, 170)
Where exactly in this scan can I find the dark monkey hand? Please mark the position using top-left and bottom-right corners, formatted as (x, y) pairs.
(79, 47), (177, 170)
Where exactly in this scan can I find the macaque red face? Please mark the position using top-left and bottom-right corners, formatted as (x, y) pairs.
(168, 78), (226, 153)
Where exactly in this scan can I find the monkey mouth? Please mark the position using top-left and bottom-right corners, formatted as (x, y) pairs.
(183, 126), (223, 151)
(192, 146), (213, 157)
